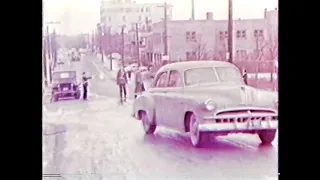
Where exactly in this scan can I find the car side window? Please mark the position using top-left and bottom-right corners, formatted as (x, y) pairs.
(155, 72), (168, 88)
(167, 70), (182, 87)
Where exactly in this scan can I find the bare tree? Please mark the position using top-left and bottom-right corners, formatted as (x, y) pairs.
(192, 35), (208, 60)
(214, 31), (228, 61)
(254, 29), (278, 61)
(253, 27), (278, 81)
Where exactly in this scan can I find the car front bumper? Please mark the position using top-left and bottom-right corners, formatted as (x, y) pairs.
(198, 120), (278, 132)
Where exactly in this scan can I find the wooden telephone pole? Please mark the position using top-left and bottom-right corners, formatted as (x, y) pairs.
(191, 0), (195, 20)
(97, 23), (104, 63)
(135, 23), (141, 66)
(158, 2), (172, 57)
(227, 0), (234, 63)
(121, 25), (125, 68)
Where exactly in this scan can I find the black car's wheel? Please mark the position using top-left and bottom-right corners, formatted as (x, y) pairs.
(258, 130), (277, 144)
(140, 111), (156, 134)
(189, 113), (209, 147)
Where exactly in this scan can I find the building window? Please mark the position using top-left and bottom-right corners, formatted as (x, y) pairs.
(122, 16), (126, 22)
(138, 15), (142, 21)
(186, 31), (196, 41)
(146, 7), (150, 12)
(254, 29), (264, 37)
(236, 30), (246, 39)
(236, 50), (248, 60)
(219, 31), (228, 38)
(186, 52), (196, 60)
(141, 8), (144, 12)
(126, 8), (132, 12)
(108, 16), (112, 22)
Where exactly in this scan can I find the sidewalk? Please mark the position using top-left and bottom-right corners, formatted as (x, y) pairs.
(96, 53), (119, 81)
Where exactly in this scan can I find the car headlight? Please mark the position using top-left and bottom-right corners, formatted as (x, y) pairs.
(204, 99), (216, 111)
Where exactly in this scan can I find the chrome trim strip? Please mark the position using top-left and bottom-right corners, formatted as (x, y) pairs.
(214, 107), (277, 116)
(198, 121), (278, 131)
(203, 113), (277, 120)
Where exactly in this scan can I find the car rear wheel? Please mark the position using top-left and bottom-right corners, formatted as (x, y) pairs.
(189, 113), (209, 147)
(258, 130), (277, 144)
(141, 111), (156, 134)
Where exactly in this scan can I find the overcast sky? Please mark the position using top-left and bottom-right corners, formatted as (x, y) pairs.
(43, 0), (278, 35)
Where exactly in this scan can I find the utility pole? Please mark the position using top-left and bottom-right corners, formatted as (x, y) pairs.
(91, 30), (95, 53)
(135, 23), (141, 66)
(97, 23), (104, 62)
(121, 25), (125, 68)
(43, 37), (48, 86)
(191, 0), (195, 20)
(108, 27), (113, 70)
(46, 26), (51, 60)
(158, 2), (172, 57)
(227, 0), (233, 63)
(45, 26), (52, 83)
(51, 29), (57, 68)
(105, 26), (113, 70)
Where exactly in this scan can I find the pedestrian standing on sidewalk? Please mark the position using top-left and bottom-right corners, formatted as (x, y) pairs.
(116, 67), (128, 101)
(134, 69), (145, 99)
(82, 72), (92, 100)
(242, 69), (248, 85)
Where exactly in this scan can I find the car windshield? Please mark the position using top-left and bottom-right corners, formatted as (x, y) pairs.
(184, 67), (218, 86)
(215, 66), (243, 83)
(52, 72), (76, 80)
(184, 66), (243, 86)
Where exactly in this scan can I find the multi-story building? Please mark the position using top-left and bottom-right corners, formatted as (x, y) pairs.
(144, 8), (278, 65)
(100, 0), (173, 34)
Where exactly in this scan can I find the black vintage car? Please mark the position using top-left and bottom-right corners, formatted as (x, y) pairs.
(51, 70), (81, 102)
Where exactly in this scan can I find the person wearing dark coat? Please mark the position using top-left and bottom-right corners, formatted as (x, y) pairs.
(134, 69), (145, 99)
(116, 67), (128, 101)
(242, 69), (248, 85)
(82, 72), (92, 100)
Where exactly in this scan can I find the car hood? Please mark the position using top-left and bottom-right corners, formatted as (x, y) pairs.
(182, 84), (278, 109)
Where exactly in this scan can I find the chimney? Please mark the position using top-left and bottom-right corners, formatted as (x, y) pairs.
(206, 12), (213, 20)
(264, 8), (267, 18)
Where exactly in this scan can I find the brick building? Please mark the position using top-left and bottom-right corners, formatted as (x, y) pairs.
(142, 8), (278, 65)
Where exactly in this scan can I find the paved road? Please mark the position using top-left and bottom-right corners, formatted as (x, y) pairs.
(43, 54), (278, 180)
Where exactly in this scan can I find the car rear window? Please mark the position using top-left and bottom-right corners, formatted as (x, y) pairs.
(184, 67), (218, 86)
(215, 66), (242, 83)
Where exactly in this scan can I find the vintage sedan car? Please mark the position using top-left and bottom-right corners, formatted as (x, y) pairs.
(132, 61), (278, 147)
(51, 70), (81, 102)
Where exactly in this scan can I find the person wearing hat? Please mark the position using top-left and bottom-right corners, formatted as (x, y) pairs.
(82, 72), (92, 100)
(116, 67), (128, 102)
(134, 68), (145, 99)
(242, 69), (248, 85)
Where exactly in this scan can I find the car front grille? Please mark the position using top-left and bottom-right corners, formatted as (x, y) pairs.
(59, 83), (71, 90)
(214, 109), (277, 123)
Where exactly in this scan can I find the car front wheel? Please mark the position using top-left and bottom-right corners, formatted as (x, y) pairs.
(141, 111), (156, 134)
(189, 113), (209, 147)
(258, 130), (277, 144)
